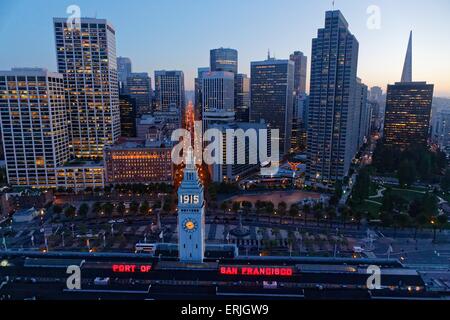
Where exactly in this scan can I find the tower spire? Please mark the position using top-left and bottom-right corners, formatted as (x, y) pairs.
(401, 31), (413, 82)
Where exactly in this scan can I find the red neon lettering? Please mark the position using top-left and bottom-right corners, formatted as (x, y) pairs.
(140, 265), (152, 273)
(219, 266), (293, 277)
(220, 266), (238, 275)
(112, 264), (152, 273)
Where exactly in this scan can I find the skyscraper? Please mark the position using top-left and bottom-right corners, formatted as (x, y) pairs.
(291, 93), (309, 151)
(210, 48), (238, 74)
(154, 70), (185, 112)
(234, 73), (250, 122)
(307, 11), (360, 185)
(202, 71), (235, 131)
(383, 32), (434, 149)
(53, 18), (120, 159)
(355, 78), (369, 149)
(117, 56), (132, 94)
(250, 57), (294, 156)
(289, 51), (308, 95)
(384, 82), (433, 148)
(126, 72), (152, 115)
(119, 95), (137, 137)
(0, 68), (70, 187)
(369, 86), (383, 102)
(194, 67), (210, 120)
(432, 109), (450, 155)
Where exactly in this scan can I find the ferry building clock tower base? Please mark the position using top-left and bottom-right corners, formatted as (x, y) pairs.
(177, 148), (205, 263)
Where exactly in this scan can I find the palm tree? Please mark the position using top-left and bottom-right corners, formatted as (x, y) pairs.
(140, 200), (150, 215)
(220, 201), (229, 214)
(129, 200), (139, 215)
(354, 211), (363, 230)
(326, 206), (336, 229)
(278, 201), (287, 215)
(265, 201), (275, 215)
(232, 201), (241, 215)
(302, 204), (310, 226)
(102, 203), (114, 217)
(93, 202), (103, 216)
(437, 214), (449, 232)
(242, 201), (252, 216)
(255, 200), (265, 215)
(116, 202), (126, 217)
(64, 205), (76, 219)
(289, 204), (299, 224)
(78, 203), (89, 218)
(340, 206), (350, 229)
(314, 210), (323, 227)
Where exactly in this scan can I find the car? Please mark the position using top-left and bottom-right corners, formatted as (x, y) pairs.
(94, 277), (110, 286)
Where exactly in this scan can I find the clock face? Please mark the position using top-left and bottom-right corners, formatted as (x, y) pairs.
(180, 194), (200, 205)
(183, 218), (198, 233)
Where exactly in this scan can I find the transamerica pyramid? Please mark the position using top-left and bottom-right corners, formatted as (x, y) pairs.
(401, 31), (413, 82)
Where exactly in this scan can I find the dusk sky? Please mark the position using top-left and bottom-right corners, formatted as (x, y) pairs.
(1, 0), (449, 97)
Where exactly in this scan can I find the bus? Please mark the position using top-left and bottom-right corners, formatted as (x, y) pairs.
(135, 243), (157, 255)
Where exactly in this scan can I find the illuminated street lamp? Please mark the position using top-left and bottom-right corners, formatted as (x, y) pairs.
(431, 218), (438, 243)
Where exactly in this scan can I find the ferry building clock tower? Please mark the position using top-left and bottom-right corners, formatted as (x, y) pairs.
(177, 148), (205, 263)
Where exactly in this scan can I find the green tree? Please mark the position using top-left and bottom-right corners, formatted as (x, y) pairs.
(162, 195), (172, 213)
(340, 206), (351, 228)
(352, 167), (371, 203)
(277, 202), (287, 216)
(437, 214), (448, 231)
(380, 211), (394, 227)
(302, 204), (310, 225)
(394, 213), (411, 229)
(116, 202), (126, 217)
(326, 206), (336, 228)
(255, 200), (265, 214)
(53, 205), (63, 215)
(129, 201), (139, 215)
(93, 202), (103, 215)
(78, 203), (89, 217)
(289, 204), (299, 222)
(334, 181), (343, 199)
(398, 160), (417, 188)
(441, 169), (450, 192)
(265, 201), (275, 215)
(232, 201), (241, 214)
(242, 201), (252, 215)
(421, 193), (438, 217)
(140, 200), (150, 215)
(102, 203), (114, 217)
(220, 201), (229, 214)
(64, 205), (76, 219)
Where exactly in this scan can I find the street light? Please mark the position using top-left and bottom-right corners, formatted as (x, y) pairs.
(431, 218), (437, 243)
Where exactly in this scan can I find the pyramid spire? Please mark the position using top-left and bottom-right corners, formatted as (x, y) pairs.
(401, 31), (413, 82)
